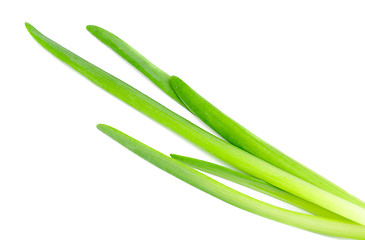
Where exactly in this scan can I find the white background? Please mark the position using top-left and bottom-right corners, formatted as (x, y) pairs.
(1, 1), (365, 239)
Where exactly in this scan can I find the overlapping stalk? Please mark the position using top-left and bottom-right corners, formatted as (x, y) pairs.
(26, 23), (365, 238)
(85, 25), (365, 210)
(169, 154), (347, 221)
(97, 124), (365, 239)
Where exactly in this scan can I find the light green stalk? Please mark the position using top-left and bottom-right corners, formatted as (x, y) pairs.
(85, 25), (365, 209)
(170, 154), (348, 221)
(97, 124), (365, 239)
(169, 76), (365, 209)
(25, 23), (365, 225)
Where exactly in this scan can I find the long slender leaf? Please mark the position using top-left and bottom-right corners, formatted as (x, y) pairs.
(86, 25), (186, 107)
(170, 154), (348, 221)
(170, 76), (365, 209)
(84, 25), (365, 209)
(25, 23), (365, 225)
(97, 124), (365, 239)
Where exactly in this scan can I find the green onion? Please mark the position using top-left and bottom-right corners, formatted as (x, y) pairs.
(85, 25), (365, 209)
(170, 76), (365, 209)
(86, 25), (186, 107)
(97, 124), (365, 239)
(170, 154), (348, 221)
(25, 23), (365, 225)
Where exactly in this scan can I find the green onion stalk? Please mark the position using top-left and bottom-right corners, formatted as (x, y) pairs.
(85, 25), (365, 210)
(26, 23), (365, 238)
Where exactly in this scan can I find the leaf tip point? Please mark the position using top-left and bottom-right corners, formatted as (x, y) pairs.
(24, 22), (33, 30)
(86, 25), (99, 33)
(96, 124), (108, 131)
